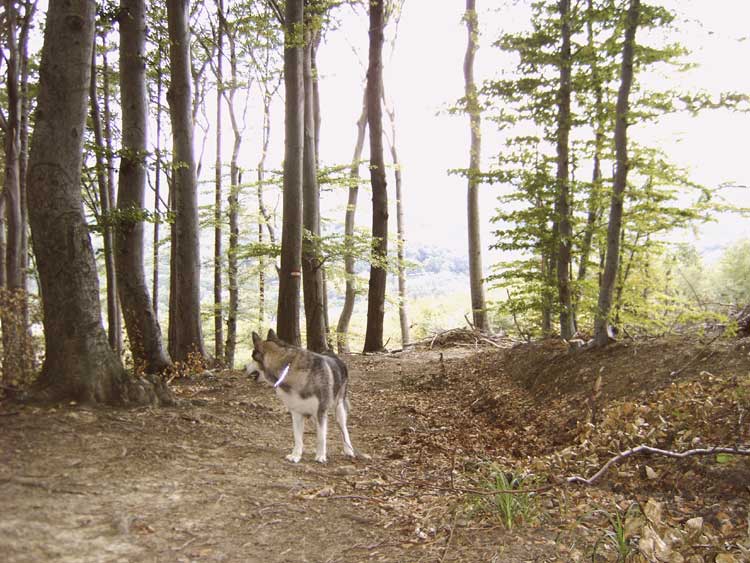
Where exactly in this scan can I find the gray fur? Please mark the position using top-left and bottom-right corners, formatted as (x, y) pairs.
(246, 330), (366, 463)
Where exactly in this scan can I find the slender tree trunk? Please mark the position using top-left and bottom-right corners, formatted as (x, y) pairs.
(166, 0), (208, 363)
(463, 0), (489, 333)
(3, 0), (27, 382)
(276, 0), (304, 346)
(257, 90), (275, 332)
(594, 0), (640, 347)
(302, 27), (329, 353)
(116, 0), (171, 373)
(27, 0), (171, 404)
(152, 41), (164, 318)
(213, 0), (225, 363)
(383, 93), (409, 346)
(577, 0), (605, 287)
(18, 0), (36, 351)
(363, 0), (388, 353)
(335, 91), (367, 353)
(223, 21), (243, 369)
(89, 40), (120, 356)
(554, 0), (576, 340)
(101, 39), (123, 355)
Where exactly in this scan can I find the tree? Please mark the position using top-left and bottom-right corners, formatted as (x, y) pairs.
(594, 0), (640, 346)
(213, 0), (225, 363)
(2, 0), (29, 381)
(116, 0), (171, 373)
(166, 0), (208, 363)
(363, 0), (388, 353)
(276, 0), (305, 346)
(301, 11), (328, 352)
(554, 0), (576, 340)
(335, 90), (367, 353)
(26, 0), (170, 404)
(88, 32), (122, 356)
(462, 0), (489, 332)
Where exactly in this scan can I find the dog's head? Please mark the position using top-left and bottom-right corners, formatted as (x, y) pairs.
(245, 329), (284, 386)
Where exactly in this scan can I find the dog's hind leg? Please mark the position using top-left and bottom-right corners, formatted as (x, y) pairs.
(286, 412), (305, 463)
(314, 413), (328, 463)
(335, 399), (356, 458)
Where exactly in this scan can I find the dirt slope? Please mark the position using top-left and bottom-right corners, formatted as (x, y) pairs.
(1, 335), (748, 562)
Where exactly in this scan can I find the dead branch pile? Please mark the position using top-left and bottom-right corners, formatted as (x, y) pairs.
(414, 328), (514, 350)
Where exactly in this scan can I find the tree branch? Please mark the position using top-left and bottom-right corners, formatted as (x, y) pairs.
(567, 445), (750, 486)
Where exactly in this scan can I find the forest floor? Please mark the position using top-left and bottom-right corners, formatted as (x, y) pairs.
(1, 333), (749, 562)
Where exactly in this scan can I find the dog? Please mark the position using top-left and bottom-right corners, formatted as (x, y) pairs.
(246, 329), (364, 463)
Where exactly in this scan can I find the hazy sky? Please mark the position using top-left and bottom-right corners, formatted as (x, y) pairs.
(315, 0), (750, 262)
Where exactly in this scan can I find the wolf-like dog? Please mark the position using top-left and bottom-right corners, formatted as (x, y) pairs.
(246, 330), (362, 463)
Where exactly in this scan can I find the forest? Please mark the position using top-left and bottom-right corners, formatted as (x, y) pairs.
(1, 0), (749, 561)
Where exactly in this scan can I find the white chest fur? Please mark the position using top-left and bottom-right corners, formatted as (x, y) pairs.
(275, 388), (320, 417)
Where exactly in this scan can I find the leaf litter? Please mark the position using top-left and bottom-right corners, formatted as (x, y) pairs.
(0, 334), (748, 562)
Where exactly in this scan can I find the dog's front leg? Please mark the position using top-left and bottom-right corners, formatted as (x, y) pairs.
(286, 412), (305, 463)
(314, 414), (327, 463)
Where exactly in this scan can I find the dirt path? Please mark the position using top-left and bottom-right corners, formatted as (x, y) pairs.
(2, 339), (748, 562)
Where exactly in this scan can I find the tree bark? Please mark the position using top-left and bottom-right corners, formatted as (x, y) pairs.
(88, 39), (121, 356)
(335, 91), (367, 353)
(222, 13), (244, 369)
(463, 0), (489, 333)
(152, 40), (164, 319)
(276, 0), (305, 346)
(594, 0), (640, 347)
(213, 0), (225, 363)
(383, 91), (409, 347)
(116, 0), (171, 373)
(554, 0), (576, 340)
(26, 0), (171, 404)
(302, 25), (329, 353)
(363, 0), (388, 353)
(166, 0), (208, 363)
(3, 0), (28, 382)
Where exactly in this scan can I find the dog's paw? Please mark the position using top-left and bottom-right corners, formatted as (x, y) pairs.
(285, 454), (302, 463)
(314, 454), (327, 463)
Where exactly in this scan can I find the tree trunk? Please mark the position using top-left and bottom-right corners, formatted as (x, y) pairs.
(26, 0), (171, 405)
(166, 0), (208, 363)
(335, 91), (367, 353)
(101, 38), (123, 355)
(257, 89), (275, 333)
(223, 18), (243, 369)
(363, 0), (388, 353)
(213, 0), (224, 363)
(88, 39), (121, 356)
(3, 0), (28, 382)
(116, 0), (171, 374)
(594, 0), (640, 347)
(554, 0), (576, 340)
(383, 92), (409, 347)
(577, 0), (605, 288)
(152, 40), (164, 319)
(302, 26), (329, 353)
(463, 0), (489, 333)
(276, 0), (305, 346)
(17, 0), (36, 354)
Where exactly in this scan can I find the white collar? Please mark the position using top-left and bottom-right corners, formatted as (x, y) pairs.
(274, 364), (290, 388)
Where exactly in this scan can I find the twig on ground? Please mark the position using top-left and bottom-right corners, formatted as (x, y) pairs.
(440, 510), (458, 563)
(567, 445), (750, 486)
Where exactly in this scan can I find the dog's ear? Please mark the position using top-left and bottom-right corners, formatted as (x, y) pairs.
(267, 328), (279, 342)
(252, 331), (262, 349)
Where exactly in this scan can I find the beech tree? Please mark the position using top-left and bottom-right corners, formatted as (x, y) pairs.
(166, 0), (208, 362)
(276, 0), (305, 346)
(363, 0), (388, 353)
(462, 0), (489, 332)
(594, 0), (640, 346)
(116, 0), (171, 373)
(26, 0), (170, 404)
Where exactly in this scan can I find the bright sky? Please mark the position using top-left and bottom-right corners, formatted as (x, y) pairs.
(315, 0), (750, 264)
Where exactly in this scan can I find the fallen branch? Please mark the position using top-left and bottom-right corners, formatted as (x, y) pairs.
(567, 445), (750, 486)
